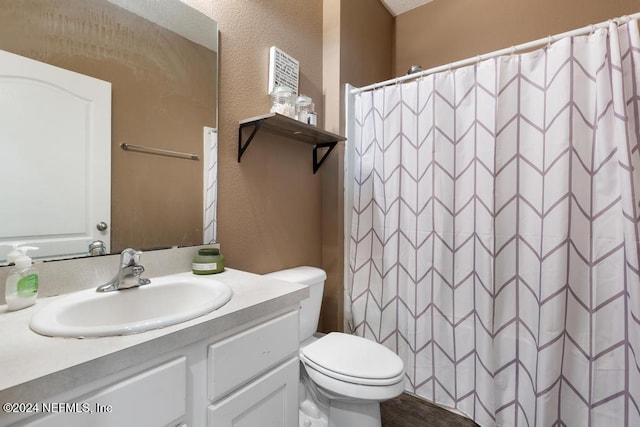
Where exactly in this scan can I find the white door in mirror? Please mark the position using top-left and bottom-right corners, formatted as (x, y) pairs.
(0, 49), (111, 263)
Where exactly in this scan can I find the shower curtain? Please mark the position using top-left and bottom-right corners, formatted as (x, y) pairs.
(348, 20), (640, 426)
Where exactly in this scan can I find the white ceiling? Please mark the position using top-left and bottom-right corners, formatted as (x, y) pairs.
(380, 0), (433, 16)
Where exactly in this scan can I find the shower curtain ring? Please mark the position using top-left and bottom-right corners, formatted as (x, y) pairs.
(546, 35), (553, 49)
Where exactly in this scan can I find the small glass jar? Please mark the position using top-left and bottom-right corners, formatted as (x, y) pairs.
(295, 95), (316, 126)
(270, 85), (295, 118)
(192, 247), (225, 275)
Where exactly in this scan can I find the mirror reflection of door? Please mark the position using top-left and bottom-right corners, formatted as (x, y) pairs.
(0, 49), (111, 264)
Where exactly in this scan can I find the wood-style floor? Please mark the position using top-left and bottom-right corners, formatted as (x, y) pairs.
(380, 393), (480, 427)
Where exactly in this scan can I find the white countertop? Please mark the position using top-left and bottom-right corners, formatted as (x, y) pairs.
(0, 268), (308, 404)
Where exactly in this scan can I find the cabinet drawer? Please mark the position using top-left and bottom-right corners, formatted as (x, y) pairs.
(208, 310), (298, 401)
(208, 357), (299, 427)
(24, 357), (187, 427)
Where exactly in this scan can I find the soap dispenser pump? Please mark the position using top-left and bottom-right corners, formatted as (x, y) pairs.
(1, 242), (23, 265)
(5, 246), (39, 311)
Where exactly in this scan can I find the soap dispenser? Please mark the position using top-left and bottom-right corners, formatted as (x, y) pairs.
(5, 246), (39, 311)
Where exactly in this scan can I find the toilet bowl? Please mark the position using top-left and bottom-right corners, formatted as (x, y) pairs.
(264, 267), (405, 427)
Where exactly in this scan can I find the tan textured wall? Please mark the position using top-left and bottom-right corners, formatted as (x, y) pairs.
(321, 0), (394, 332)
(212, 1), (324, 274)
(341, 1), (395, 93)
(395, 0), (640, 74)
(322, 0), (344, 333)
(209, 0), (392, 332)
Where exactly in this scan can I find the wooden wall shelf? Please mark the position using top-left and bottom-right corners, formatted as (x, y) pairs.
(238, 113), (346, 174)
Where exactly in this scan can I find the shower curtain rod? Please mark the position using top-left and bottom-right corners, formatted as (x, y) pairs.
(350, 11), (640, 94)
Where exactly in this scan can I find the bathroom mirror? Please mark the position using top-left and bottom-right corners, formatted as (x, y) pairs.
(0, 0), (218, 264)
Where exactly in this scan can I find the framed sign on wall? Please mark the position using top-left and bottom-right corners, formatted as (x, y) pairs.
(268, 46), (299, 94)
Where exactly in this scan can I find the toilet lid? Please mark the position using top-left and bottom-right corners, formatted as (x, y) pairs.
(300, 332), (404, 384)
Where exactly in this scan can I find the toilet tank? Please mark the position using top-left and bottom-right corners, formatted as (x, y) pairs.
(263, 266), (327, 343)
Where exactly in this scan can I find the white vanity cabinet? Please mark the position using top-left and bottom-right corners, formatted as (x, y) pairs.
(9, 310), (300, 427)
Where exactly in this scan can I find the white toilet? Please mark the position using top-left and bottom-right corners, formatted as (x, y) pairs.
(264, 266), (405, 427)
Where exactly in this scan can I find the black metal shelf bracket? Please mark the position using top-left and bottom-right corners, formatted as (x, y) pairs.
(238, 120), (263, 163)
(313, 142), (338, 174)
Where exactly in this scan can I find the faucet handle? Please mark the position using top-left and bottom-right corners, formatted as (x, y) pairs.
(120, 248), (143, 266)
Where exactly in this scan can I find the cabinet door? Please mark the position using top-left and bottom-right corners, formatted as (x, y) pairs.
(23, 357), (186, 427)
(208, 358), (298, 427)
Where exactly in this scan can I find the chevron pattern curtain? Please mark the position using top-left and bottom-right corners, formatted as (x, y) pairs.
(349, 20), (640, 426)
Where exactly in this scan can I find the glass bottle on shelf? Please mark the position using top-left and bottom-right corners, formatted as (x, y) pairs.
(295, 95), (316, 126)
(269, 86), (295, 118)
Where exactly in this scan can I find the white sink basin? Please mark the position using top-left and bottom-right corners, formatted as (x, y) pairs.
(29, 275), (232, 338)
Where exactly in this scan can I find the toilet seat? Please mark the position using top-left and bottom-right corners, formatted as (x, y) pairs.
(300, 332), (404, 386)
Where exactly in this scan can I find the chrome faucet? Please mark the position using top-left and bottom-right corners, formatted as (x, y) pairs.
(88, 240), (106, 256)
(96, 248), (151, 293)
